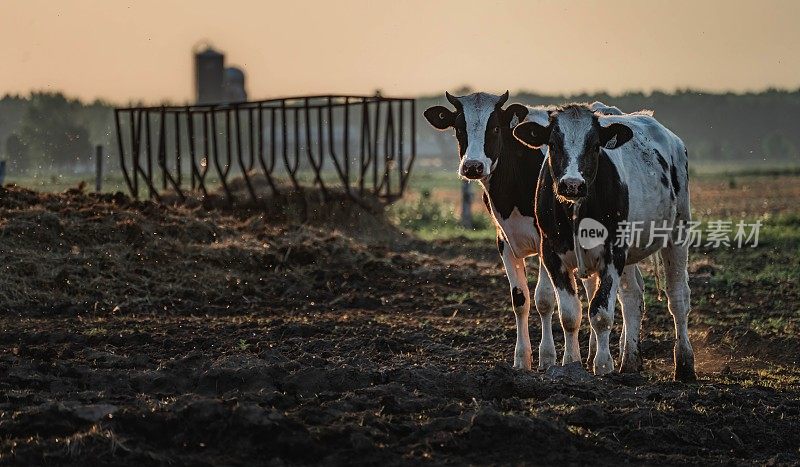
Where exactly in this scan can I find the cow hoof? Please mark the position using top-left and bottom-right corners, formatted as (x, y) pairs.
(513, 352), (532, 371)
(562, 351), (583, 366)
(593, 354), (615, 376)
(513, 360), (532, 371)
(619, 354), (643, 373)
(537, 359), (556, 371)
(674, 361), (697, 382)
(674, 345), (696, 382)
(538, 350), (557, 371)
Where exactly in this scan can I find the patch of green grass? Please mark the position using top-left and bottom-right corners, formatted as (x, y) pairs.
(6, 172), (130, 193)
(445, 291), (475, 304)
(689, 162), (800, 178)
(404, 169), (462, 194)
(718, 365), (800, 391)
(388, 189), (495, 240)
(688, 221), (800, 337)
(751, 316), (798, 335)
(704, 217), (800, 286)
(83, 327), (107, 337)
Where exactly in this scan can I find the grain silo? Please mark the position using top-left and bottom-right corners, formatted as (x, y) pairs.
(223, 67), (247, 102)
(194, 45), (224, 105)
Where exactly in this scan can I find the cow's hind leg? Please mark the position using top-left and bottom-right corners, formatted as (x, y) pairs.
(498, 236), (532, 370)
(534, 260), (556, 370)
(660, 241), (696, 381)
(618, 265), (644, 372)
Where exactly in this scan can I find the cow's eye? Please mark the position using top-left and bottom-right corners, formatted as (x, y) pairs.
(492, 126), (500, 134)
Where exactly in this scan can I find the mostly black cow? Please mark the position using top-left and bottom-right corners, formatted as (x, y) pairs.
(423, 93), (638, 371)
(513, 103), (696, 381)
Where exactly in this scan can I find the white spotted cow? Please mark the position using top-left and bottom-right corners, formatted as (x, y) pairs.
(423, 92), (642, 372)
(513, 103), (696, 381)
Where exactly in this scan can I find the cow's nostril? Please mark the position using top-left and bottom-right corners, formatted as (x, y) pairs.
(558, 177), (586, 197)
(462, 161), (484, 178)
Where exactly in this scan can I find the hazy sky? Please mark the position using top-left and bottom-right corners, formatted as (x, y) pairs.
(2, 0), (799, 104)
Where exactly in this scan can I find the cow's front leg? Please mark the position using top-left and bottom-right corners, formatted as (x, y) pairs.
(589, 267), (621, 375)
(581, 275), (598, 368)
(541, 247), (582, 364)
(618, 265), (644, 372)
(498, 236), (531, 370)
(557, 285), (582, 365)
(533, 260), (556, 370)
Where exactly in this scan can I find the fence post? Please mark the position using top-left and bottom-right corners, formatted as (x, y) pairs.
(0, 160), (6, 186)
(460, 180), (473, 229)
(95, 145), (103, 192)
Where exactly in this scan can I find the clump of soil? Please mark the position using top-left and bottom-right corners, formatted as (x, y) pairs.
(0, 184), (478, 314)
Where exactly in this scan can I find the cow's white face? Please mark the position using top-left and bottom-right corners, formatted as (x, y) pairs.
(556, 109), (596, 196)
(455, 93), (503, 179)
(424, 91), (526, 181)
(513, 104), (634, 202)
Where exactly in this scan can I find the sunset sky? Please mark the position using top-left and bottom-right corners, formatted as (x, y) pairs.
(1, 0), (799, 104)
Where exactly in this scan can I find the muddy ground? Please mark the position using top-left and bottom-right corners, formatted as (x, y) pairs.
(0, 185), (798, 465)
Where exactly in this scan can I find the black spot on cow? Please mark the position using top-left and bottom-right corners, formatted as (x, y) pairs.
(486, 131), (545, 220)
(497, 237), (504, 255)
(537, 149), (629, 292)
(670, 164), (681, 195)
(512, 287), (526, 308)
(589, 276), (614, 317)
(684, 150), (689, 176)
(655, 150), (669, 172)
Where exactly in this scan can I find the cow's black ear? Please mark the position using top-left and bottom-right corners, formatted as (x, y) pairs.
(496, 90), (510, 107)
(424, 106), (455, 130)
(599, 123), (633, 149)
(513, 121), (551, 149)
(502, 103), (529, 126)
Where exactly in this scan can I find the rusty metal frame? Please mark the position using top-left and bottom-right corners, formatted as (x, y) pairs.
(114, 94), (416, 204)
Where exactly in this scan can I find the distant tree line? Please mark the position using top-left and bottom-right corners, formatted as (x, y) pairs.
(1, 89), (799, 177)
(0, 92), (113, 175)
(419, 88), (800, 170)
